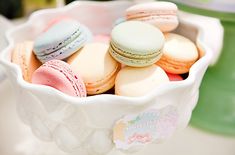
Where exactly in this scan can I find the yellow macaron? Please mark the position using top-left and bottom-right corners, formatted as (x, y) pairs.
(115, 64), (169, 97)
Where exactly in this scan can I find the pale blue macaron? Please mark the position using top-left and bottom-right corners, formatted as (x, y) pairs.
(109, 21), (165, 67)
(34, 20), (92, 63)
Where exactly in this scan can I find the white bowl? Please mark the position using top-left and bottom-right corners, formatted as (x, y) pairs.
(0, 1), (223, 155)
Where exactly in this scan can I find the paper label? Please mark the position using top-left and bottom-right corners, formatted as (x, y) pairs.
(113, 106), (178, 150)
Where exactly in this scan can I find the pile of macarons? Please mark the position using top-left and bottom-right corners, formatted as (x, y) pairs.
(11, 1), (199, 97)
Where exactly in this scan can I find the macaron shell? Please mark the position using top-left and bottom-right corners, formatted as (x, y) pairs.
(126, 2), (178, 32)
(32, 60), (86, 97)
(34, 20), (92, 63)
(37, 31), (87, 63)
(115, 65), (169, 97)
(47, 60), (87, 97)
(81, 23), (93, 43)
(111, 21), (165, 55)
(12, 41), (41, 82)
(126, 2), (178, 16)
(32, 65), (79, 96)
(34, 20), (81, 55)
(110, 21), (165, 67)
(86, 69), (118, 95)
(163, 33), (198, 61)
(156, 33), (199, 74)
(109, 44), (162, 67)
(67, 43), (120, 95)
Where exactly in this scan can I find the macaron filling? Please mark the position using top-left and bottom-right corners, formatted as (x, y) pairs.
(35, 29), (82, 56)
(33, 20), (92, 63)
(109, 42), (162, 67)
(128, 15), (178, 22)
(126, 11), (177, 20)
(34, 20), (83, 55)
(37, 32), (87, 63)
(110, 41), (160, 59)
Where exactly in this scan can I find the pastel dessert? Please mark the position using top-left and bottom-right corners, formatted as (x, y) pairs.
(11, 41), (41, 82)
(156, 33), (199, 74)
(115, 65), (169, 97)
(166, 72), (183, 81)
(33, 19), (92, 63)
(32, 60), (86, 97)
(67, 43), (121, 95)
(92, 35), (110, 44)
(126, 2), (179, 32)
(109, 21), (165, 67)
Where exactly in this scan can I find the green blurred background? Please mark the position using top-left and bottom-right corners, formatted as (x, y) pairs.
(0, 0), (71, 19)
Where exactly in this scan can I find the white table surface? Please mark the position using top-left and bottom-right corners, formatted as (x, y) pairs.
(0, 15), (235, 155)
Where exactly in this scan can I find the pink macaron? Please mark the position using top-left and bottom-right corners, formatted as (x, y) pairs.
(166, 72), (183, 81)
(32, 60), (86, 97)
(126, 2), (179, 32)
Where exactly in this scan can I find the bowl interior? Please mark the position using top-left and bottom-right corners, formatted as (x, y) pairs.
(3, 5), (199, 70)
(1, 1), (207, 103)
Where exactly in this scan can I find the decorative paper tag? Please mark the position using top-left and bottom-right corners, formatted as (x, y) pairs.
(113, 106), (178, 150)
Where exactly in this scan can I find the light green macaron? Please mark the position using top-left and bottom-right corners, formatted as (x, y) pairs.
(109, 21), (165, 67)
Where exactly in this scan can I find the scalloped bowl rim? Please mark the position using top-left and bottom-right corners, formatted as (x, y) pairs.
(0, 1), (213, 106)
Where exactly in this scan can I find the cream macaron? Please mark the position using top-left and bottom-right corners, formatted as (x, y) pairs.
(156, 33), (199, 74)
(67, 43), (121, 95)
(115, 65), (169, 97)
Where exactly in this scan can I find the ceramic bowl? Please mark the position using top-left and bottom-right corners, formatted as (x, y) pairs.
(0, 1), (223, 155)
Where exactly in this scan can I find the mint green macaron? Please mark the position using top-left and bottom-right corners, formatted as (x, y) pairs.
(109, 21), (165, 67)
